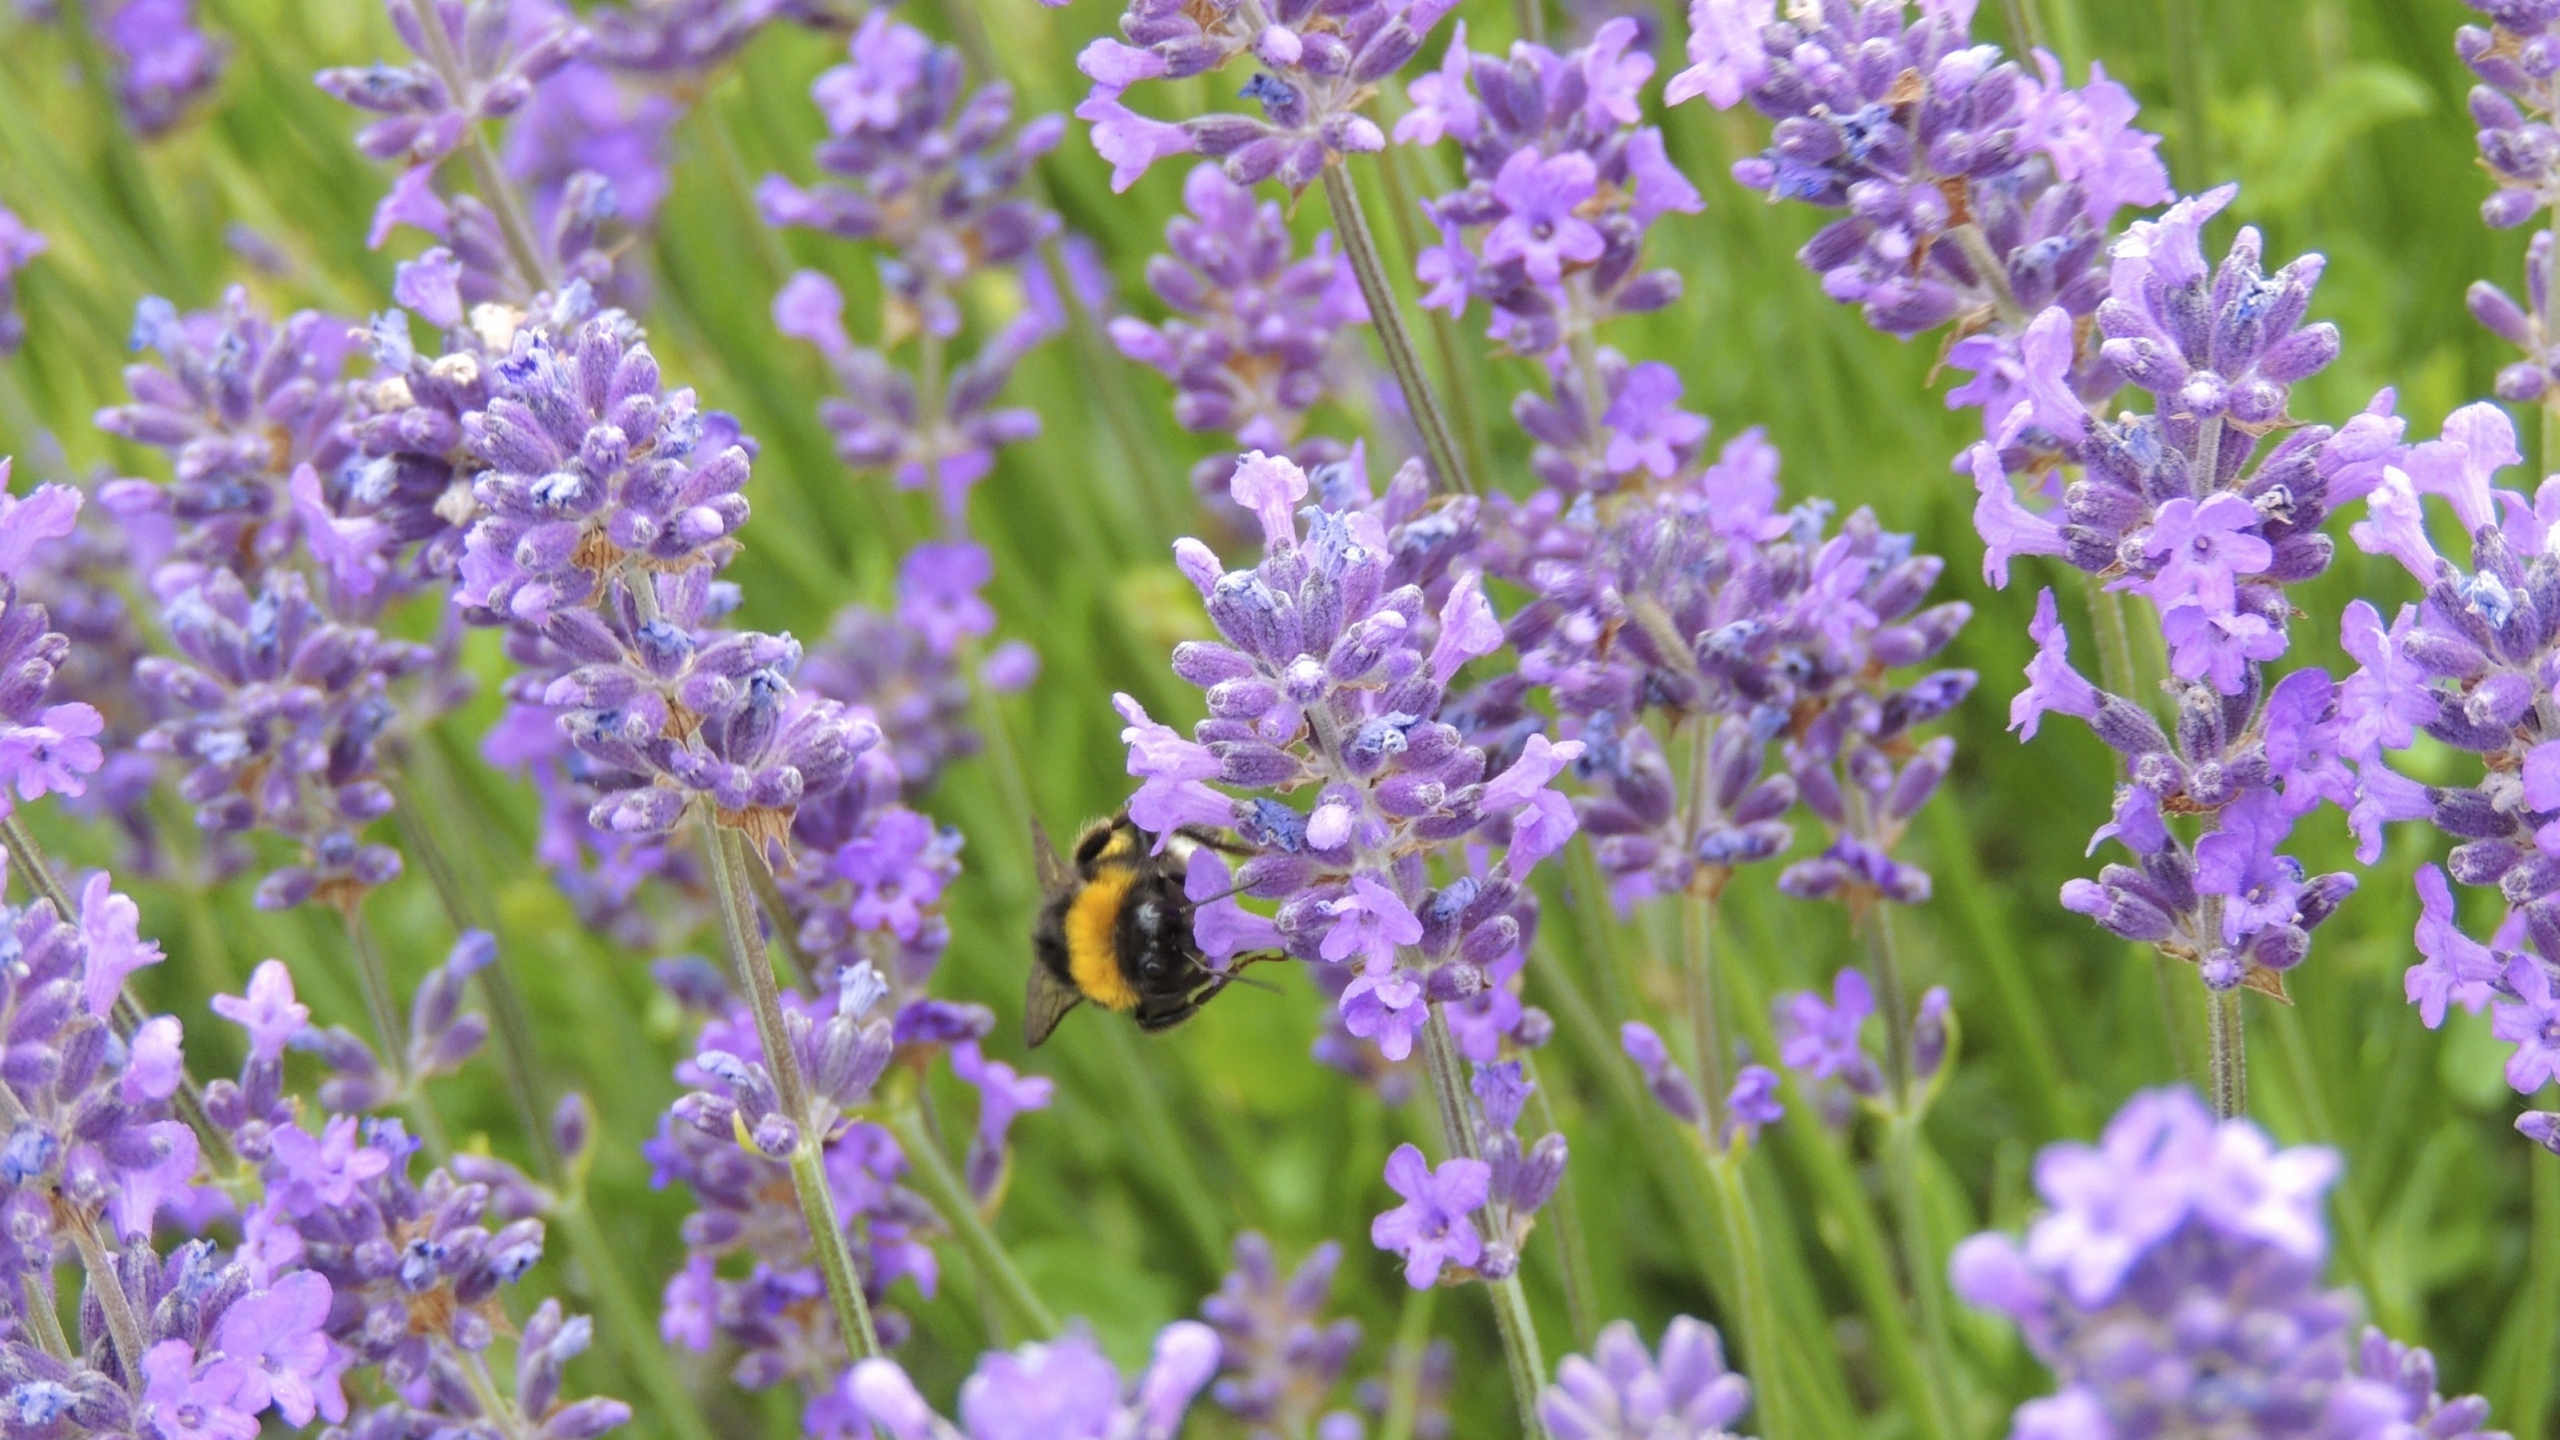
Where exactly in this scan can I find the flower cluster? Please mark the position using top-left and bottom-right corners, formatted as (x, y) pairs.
(1506, 439), (1972, 914)
(1773, 967), (1952, 1118)
(1198, 1232), (1363, 1437)
(0, 470), (106, 821)
(1672, 0), (2166, 408)
(1537, 1316), (1756, 1440)
(1117, 449), (1563, 1064)
(20, 0), (227, 136)
(0, 203), (44, 356)
(1400, 18), (1699, 366)
(1075, 0), (1457, 192)
(2328, 402), (2560, 1127)
(317, 0), (589, 262)
(1954, 1088), (2500, 1440)
(1110, 163), (1369, 502)
(1371, 1060), (1564, 1285)
(844, 1322), (1221, 1440)
(765, 13), (1061, 520)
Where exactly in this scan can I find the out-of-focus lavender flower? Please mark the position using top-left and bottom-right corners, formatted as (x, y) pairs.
(1074, 0), (1457, 193)
(585, 0), (789, 77)
(504, 53), (680, 232)
(1953, 1088), (2502, 1440)
(1537, 1316), (1755, 1440)
(50, 0), (228, 136)
(0, 464), (108, 820)
(2458, 2), (2560, 230)
(1199, 1233), (1363, 1438)
(1111, 163), (1369, 502)
(762, 14), (1061, 520)
(847, 1322), (1222, 1440)
(798, 597), (982, 791)
(317, 0), (588, 231)
(0, 203), (44, 355)
(1673, 0), (2165, 385)
(1399, 19), (1698, 364)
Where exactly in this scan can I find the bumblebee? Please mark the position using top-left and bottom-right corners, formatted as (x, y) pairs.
(1025, 813), (1255, 1046)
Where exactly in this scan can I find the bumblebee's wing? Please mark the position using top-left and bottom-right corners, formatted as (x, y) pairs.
(1030, 819), (1072, 892)
(1024, 962), (1084, 1048)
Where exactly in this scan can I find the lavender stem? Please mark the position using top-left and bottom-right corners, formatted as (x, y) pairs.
(698, 814), (883, 1359)
(2207, 988), (2246, 1119)
(0, 811), (235, 1171)
(344, 901), (456, 1159)
(885, 1104), (1061, 1340)
(1998, 0), (2046, 52)
(1881, 1112), (1962, 1440)
(1419, 1010), (1550, 1440)
(399, 0), (556, 291)
(1523, 1060), (1598, 1348)
(18, 1275), (70, 1360)
(61, 1211), (144, 1387)
(1701, 1149), (1796, 1440)
(390, 765), (560, 1179)
(1375, 1281), (1439, 1440)
(1320, 164), (1476, 495)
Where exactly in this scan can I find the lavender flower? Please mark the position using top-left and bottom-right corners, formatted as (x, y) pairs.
(19, 0), (229, 136)
(1952, 1088), (2502, 1440)
(1368, 1142), (1489, 1286)
(1110, 163), (1369, 501)
(1672, 0), (2167, 399)
(2330, 401), (2560, 1104)
(1075, 0), (1457, 192)
(763, 14), (1061, 519)
(317, 0), (588, 241)
(0, 467), (107, 819)
(0, 203), (44, 355)
(1399, 19), (1699, 366)
(584, 0), (793, 77)
(1200, 1234), (1363, 1438)
(2458, 1), (2560, 230)
(846, 1322), (1222, 1440)
(1118, 449), (1561, 1069)
(1537, 1316), (1755, 1440)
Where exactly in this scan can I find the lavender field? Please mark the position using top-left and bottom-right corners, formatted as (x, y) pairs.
(0, 0), (2552, 1436)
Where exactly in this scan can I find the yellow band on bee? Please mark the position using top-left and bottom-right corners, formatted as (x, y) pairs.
(1066, 867), (1140, 1011)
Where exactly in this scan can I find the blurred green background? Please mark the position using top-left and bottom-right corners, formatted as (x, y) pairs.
(3, 0), (2555, 1434)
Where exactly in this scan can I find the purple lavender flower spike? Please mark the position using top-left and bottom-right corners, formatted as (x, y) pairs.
(1111, 163), (1369, 502)
(1397, 18), (1699, 396)
(762, 14), (1060, 519)
(1955, 1088), (2502, 1440)
(1075, 0), (1454, 193)
(43, 0), (230, 136)
(2331, 399), (2560, 1097)
(1200, 1233), (1363, 1438)
(2458, 3), (2560, 231)
(846, 1322), (1222, 1440)
(585, 0), (790, 78)
(0, 205), (45, 355)
(1776, 968), (1882, 1099)
(1676, 0), (2165, 378)
(1537, 1315), (1755, 1440)
(503, 49), (680, 234)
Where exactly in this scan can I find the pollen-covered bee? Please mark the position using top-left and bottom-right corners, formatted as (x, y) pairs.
(1025, 813), (1258, 1046)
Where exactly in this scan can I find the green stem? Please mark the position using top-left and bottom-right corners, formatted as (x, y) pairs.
(553, 1199), (721, 1440)
(391, 769), (560, 1181)
(742, 856), (820, 990)
(1376, 1283), (1439, 1440)
(1678, 889), (1729, 1131)
(696, 96), (799, 288)
(2206, 987), (2245, 1120)
(790, 1140), (883, 1359)
(343, 900), (454, 1160)
(401, 0), (555, 291)
(19, 1274), (70, 1361)
(1512, 0), (1546, 53)
(1882, 1113), (1963, 1440)
(1419, 1013), (1548, 1440)
(886, 1105), (1061, 1339)
(1524, 1059), (1599, 1350)
(0, 812), (234, 1171)
(52, 0), (179, 274)
(63, 1209), (144, 1385)
(1320, 164), (1476, 496)
(1998, 0), (2046, 54)
(2165, 0), (2210, 186)
(698, 816), (882, 1358)
(2506, 1098), (2560, 1435)
(1377, 141), (1493, 493)
(1702, 1152), (1795, 1440)
(1862, 904), (1915, 1099)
